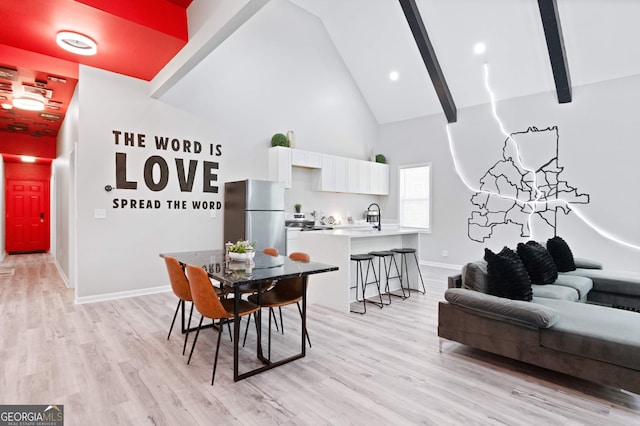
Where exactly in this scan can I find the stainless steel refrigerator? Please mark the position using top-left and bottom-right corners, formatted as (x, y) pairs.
(224, 179), (285, 254)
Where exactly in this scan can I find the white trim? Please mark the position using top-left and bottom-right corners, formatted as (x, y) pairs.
(397, 162), (431, 232)
(420, 260), (461, 270)
(53, 258), (71, 289)
(75, 285), (171, 305)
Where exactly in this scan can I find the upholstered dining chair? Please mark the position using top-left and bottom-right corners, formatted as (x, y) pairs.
(185, 264), (261, 385)
(164, 256), (195, 356)
(245, 252), (312, 359)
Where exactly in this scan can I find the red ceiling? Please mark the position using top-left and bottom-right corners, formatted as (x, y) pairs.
(0, 0), (192, 162)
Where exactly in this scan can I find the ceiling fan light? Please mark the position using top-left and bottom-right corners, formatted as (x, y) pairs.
(12, 97), (45, 111)
(56, 31), (97, 56)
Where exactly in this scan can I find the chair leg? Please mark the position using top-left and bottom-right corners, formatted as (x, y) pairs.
(182, 302), (194, 355)
(352, 260), (366, 314)
(167, 299), (181, 340)
(187, 316), (204, 365)
(211, 320), (223, 386)
(277, 307), (284, 334)
(268, 307), (273, 361)
(242, 314), (251, 347)
(413, 252), (427, 294)
(296, 302), (311, 348)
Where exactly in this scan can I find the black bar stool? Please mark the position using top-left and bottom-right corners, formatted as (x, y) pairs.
(369, 250), (406, 302)
(391, 248), (426, 296)
(350, 253), (383, 314)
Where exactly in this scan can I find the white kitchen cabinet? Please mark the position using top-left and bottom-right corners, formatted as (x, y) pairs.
(316, 155), (348, 192)
(357, 160), (370, 194)
(269, 146), (389, 195)
(334, 156), (348, 192)
(268, 146), (292, 188)
(291, 149), (322, 168)
(369, 161), (390, 195)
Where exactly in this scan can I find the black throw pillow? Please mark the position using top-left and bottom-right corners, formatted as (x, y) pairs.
(516, 241), (558, 284)
(546, 236), (576, 272)
(484, 247), (532, 301)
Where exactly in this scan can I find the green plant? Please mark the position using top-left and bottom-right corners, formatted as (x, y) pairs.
(294, 204), (302, 213)
(229, 240), (256, 253)
(271, 133), (289, 147)
(375, 154), (386, 164)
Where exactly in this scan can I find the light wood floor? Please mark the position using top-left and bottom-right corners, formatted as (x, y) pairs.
(1, 253), (638, 425)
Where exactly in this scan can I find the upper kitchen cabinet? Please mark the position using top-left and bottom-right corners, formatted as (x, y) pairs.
(369, 161), (390, 195)
(316, 155), (348, 192)
(268, 146), (292, 188)
(291, 149), (322, 168)
(268, 147), (389, 195)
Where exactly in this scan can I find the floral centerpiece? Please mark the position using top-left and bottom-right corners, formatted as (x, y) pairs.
(227, 240), (256, 261)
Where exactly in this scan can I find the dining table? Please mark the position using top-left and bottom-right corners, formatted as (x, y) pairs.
(159, 249), (338, 381)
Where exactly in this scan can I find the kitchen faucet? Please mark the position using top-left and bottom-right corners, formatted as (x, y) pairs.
(368, 203), (381, 231)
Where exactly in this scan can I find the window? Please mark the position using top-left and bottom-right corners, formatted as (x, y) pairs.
(398, 163), (431, 231)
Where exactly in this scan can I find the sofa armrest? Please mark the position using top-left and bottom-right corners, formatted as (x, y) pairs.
(444, 288), (559, 328)
(573, 258), (603, 269)
(448, 274), (462, 288)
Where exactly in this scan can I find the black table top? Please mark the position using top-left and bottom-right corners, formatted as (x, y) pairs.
(160, 250), (338, 285)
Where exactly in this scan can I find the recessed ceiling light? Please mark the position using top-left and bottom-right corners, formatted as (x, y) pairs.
(473, 42), (486, 55)
(56, 31), (97, 56)
(12, 97), (45, 111)
(1, 103), (12, 110)
(389, 71), (399, 81)
(21, 156), (36, 163)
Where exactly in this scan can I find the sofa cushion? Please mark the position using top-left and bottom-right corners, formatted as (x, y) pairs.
(536, 298), (640, 371)
(462, 260), (489, 293)
(484, 247), (532, 301)
(562, 269), (640, 297)
(573, 258), (603, 270)
(445, 288), (559, 328)
(531, 284), (579, 302)
(517, 241), (558, 284)
(546, 236), (576, 272)
(553, 274), (593, 300)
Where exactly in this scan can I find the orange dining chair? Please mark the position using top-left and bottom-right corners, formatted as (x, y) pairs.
(246, 252), (312, 359)
(185, 264), (261, 385)
(164, 256), (195, 356)
(262, 247), (279, 257)
(240, 247), (281, 346)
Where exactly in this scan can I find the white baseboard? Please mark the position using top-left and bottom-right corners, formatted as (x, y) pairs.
(53, 258), (72, 289)
(75, 285), (171, 304)
(419, 260), (462, 270)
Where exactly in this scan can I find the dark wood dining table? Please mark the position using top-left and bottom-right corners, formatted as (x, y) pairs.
(159, 249), (338, 381)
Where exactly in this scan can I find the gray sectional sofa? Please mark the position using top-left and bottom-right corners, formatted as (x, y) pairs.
(438, 259), (640, 394)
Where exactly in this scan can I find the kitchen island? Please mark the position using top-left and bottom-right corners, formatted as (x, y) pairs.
(294, 226), (423, 313)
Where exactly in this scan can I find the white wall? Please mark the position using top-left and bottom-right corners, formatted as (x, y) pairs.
(75, 67), (227, 300)
(380, 74), (640, 273)
(162, 0), (381, 220)
(69, 0), (381, 300)
(54, 87), (79, 286)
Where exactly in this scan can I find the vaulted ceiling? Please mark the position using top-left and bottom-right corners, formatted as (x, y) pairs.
(291, 0), (640, 124)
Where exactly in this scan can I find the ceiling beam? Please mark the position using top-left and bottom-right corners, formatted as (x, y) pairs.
(538, 0), (572, 103)
(398, 0), (456, 123)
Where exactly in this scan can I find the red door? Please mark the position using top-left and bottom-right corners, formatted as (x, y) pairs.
(6, 179), (50, 253)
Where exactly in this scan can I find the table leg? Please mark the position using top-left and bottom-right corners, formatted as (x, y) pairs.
(233, 285), (240, 382)
(302, 276), (308, 357)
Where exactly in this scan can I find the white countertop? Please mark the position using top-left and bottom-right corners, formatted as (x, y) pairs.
(298, 226), (424, 238)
